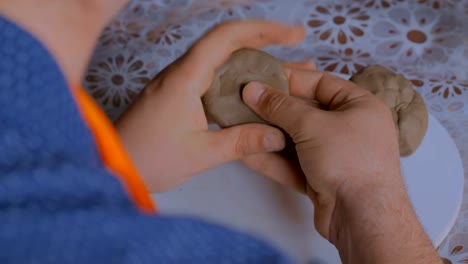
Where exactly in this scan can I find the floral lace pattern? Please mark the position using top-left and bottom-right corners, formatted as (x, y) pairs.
(84, 0), (468, 262)
(305, 2), (370, 45)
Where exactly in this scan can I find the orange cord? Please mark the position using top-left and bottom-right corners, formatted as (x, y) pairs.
(72, 88), (156, 214)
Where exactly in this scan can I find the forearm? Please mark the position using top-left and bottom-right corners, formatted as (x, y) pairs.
(0, 0), (129, 84)
(331, 174), (442, 264)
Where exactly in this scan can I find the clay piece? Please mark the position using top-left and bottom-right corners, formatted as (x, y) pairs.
(203, 48), (288, 127)
(350, 65), (428, 157)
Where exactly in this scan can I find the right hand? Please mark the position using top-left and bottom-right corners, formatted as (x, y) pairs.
(241, 71), (403, 241)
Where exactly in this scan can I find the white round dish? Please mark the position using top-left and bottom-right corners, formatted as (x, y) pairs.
(153, 85), (463, 263)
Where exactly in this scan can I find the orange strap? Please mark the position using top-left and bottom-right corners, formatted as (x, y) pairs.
(72, 88), (156, 214)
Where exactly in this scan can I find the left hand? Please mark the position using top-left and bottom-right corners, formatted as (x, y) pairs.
(116, 20), (307, 192)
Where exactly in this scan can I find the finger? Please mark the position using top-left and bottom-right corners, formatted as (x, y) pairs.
(176, 20), (306, 95)
(282, 66), (324, 108)
(283, 60), (316, 72)
(287, 68), (323, 98)
(242, 82), (314, 134)
(275, 69), (370, 110)
(290, 71), (369, 109)
(282, 67), (327, 109)
(198, 123), (286, 167)
(242, 152), (307, 194)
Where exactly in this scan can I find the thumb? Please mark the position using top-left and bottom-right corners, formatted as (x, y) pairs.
(242, 82), (311, 135)
(198, 123), (286, 167)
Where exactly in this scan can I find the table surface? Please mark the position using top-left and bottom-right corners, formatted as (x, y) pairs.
(83, 1), (468, 263)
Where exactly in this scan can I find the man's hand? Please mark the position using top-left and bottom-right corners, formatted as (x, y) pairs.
(241, 73), (442, 263)
(242, 72), (400, 238)
(116, 20), (307, 193)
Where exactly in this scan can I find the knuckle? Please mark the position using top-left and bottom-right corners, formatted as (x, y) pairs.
(260, 91), (288, 118)
(234, 127), (252, 157)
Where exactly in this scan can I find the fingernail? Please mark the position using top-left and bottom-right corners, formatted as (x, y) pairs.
(244, 82), (265, 105)
(263, 131), (285, 152)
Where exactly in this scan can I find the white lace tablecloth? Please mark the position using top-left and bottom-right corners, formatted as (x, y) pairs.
(83, 0), (468, 262)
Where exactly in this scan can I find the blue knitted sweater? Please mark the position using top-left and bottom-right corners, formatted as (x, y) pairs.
(0, 16), (291, 264)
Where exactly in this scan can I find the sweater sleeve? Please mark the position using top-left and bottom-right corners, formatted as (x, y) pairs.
(0, 16), (292, 264)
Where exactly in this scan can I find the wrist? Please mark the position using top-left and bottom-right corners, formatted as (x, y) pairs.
(329, 172), (440, 264)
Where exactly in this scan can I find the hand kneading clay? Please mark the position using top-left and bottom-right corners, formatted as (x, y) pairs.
(350, 65), (428, 157)
(203, 48), (288, 127)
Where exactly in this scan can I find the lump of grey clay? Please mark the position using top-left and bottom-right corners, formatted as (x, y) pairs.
(350, 65), (428, 157)
(203, 48), (288, 127)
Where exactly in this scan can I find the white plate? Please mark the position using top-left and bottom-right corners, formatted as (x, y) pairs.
(330, 72), (463, 247)
(153, 78), (464, 263)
